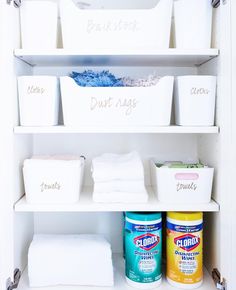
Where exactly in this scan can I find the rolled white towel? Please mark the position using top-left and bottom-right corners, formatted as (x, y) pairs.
(94, 180), (146, 194)
(28, 234), (114, 287)
(92, 151), (144, 182)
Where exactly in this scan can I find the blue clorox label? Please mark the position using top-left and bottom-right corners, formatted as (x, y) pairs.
(134, 233), (160, 251)
(125, 218), (162, 284)
(174, 234), (200, 252)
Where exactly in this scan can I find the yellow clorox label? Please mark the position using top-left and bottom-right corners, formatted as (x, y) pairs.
(166, 215), (203, 286)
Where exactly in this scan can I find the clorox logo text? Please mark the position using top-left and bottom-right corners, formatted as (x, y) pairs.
(134, 233), (160, 251)
(174, 234), (200, 251)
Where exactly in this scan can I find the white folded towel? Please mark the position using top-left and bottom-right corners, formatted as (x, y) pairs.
(28, 234), (114, 287)
(93, 191), (148, 203)
(92, 151), (144, 182)
(94, 180), (146, 194)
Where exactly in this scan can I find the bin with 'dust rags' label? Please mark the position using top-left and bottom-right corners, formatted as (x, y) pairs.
(175, 76), (217, 126)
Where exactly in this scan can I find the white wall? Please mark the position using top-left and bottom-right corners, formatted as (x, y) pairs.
(34, 212), (123, 253)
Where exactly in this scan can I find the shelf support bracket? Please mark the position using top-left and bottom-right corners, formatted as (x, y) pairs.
(6, 0), (21, 8)
(6, 269), (21, 290)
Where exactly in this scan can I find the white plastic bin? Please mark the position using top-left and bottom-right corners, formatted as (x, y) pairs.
(175, 76), (217, 126)
(23, 156), (85, 204)
(174, 0), (213, 49)
(18, 76), (59, 126)
(150, 160), (214, 204)
(60, 0), (173, 51)
(20, 1), (58, 49)
(60, 76), (174, 127)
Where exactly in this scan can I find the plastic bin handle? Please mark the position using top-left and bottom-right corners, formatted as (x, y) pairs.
(175, 173), (199, 180)
(70, 0), (163, 11)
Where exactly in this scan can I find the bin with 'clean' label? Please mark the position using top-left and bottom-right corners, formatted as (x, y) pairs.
(125, 212), (162, 289)
(175, 76), (217, 126)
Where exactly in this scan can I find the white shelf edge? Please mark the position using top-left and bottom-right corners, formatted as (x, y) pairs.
(14, 48), (219, 67)
(14, 48), (219, 57)
(14, 187), (220, 213)
(18, 254), (216, 290)
(14, 126), (219, 134)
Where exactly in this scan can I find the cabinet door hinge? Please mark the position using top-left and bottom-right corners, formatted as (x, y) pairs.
(212, 268), (227, 290)
(6, 0), (21, 8)
(212, 0), (227, 8)
(6, 269), (21, 290)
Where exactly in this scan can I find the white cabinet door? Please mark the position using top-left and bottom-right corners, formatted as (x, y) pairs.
(0, 2), (21, 289)
(231, 0), (236, 289)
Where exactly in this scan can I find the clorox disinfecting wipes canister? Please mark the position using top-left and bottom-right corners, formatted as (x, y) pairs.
(167, 212), (203, 289)
(125, 212), (162, 289)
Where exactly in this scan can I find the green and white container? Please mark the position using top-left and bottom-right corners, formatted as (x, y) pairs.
(125, 212), (162, 289)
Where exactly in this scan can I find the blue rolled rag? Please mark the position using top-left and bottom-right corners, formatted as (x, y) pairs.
(70, 70), (124, 87)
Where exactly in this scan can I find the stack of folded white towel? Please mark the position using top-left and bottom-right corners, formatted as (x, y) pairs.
(92, 151), (148, 203)
(28, 234), (114, 287)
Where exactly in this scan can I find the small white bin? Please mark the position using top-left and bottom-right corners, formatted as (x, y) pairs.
(174, 0), (213, 49)
(60, 0), (173, 51)
(150, 160), (214, 204)
(60, 76), (174, 127)
(175, 76), (217, 126)
(23, 156), (85, 204)
(18, 76), (59, 126)
(20, 1), (58, 49)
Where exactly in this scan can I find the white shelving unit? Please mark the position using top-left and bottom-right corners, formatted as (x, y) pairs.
(2, 2), (236, 290)
(17, 255), (216, 290)
(12, 46), (222, 290)
(14, 126), (220, 134)
(14, 187), (220, 212)
(14, 48), (219, 67)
